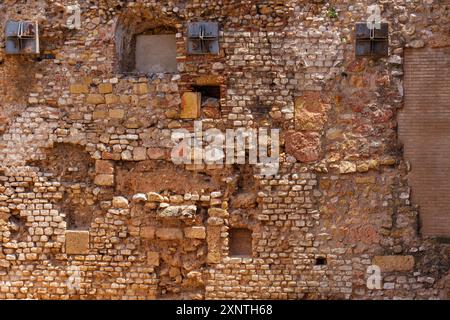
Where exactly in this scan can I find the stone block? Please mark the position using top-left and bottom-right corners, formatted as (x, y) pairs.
(70, 84), (89, 94)
(120, 95), (131, 104)
(339, 161), (357, 174)
(112, 196), (129, 208)
(147, 147), (167, 160)
(94, 174), (114, 186)
(140, 226), (156, 239)
(109, 109), (125, 119)
(208, 208), (229, 218)
(98, 83), (113, 94)
(156, 228), (183, 240)
(95, 160), (114, 174)
(93, 109), (108, 119)
(184, 226), (206, 239)
(180, 92), (201, 119)
(65, 230), (89, 254)
(86, 94), (105, 105)
(105, 94), (119, 105)
(372, 255), (415, 272)
(194, 75), (221, 86)
(158, 205), (197, 219)
(206, 225), (222, 264)
(147, 192), (164, 203)
(133, 147), (147, 161)
(147, 251), (160, 266)
(355, 176), (376, 184)
(285, 131), (321, 163)
(133, 83), (149, 95)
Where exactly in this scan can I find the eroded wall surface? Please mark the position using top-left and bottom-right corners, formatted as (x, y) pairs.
(0, 0), (449, 300)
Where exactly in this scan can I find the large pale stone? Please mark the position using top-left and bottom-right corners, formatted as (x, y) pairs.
(184, 226), (206, 239)
(147, 192), (164, 202)
(207, 217), (224, 226)
(112, 196), (129, 208)
(70, 84), (89, 94)
(147, 251), (160, 266)
(93, 109), (107, 119)
(132, 193), (147, 202)
(98, 83), (113, 94)
(105, 94), (119, 104)
(156, 228), (183, 240)
(109, 109), (124, 119)
(133, 147), (147, 161)
(65, 230), (89, 254)
(94, 174), (114, 186)
(86, 94), (105, 105)
(372, 255), (415, 272)
(158, 205), (197, 219)
(180, 92), (201, 119)
(339, 161), (357, 174)
(133, 83), (149, 95)
(208, 208), (228, 218)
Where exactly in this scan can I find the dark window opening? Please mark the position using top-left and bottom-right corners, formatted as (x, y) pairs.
(193, 85), (220, 100)
(315, 257), (327, 265)
(229, 228), (252, 257)
(193, 85), (221, 118)
(355, 22), (389, 57)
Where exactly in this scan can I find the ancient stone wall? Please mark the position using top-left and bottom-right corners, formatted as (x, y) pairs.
(0, 0), (448, 300)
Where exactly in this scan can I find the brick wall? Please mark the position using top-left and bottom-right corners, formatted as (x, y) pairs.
(399, 47), (450, 237)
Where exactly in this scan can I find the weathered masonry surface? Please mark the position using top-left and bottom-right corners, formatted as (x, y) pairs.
(0, 0), (449, 300)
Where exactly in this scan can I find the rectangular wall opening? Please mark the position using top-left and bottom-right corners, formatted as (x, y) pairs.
(229, 228), (252, 257)
(135, 34), (177, 73)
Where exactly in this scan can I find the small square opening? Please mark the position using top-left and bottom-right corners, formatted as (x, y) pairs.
(229, 228), (252, 257)
(192, 85), (221, 118)
(315, 257), (327, 266)
(193, 85), (220, 100)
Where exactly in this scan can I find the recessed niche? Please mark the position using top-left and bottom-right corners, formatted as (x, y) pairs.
(315, 257), (327, 266)
(135, 34), (177, 73)
(193, 85), (221, 118)
(193, 85), (220, 100)
(229, 228), (252, 257)
(115, 18), (178, 74)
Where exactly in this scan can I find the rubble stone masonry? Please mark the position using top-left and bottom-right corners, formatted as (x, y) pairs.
(0, 0), (449, 300)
